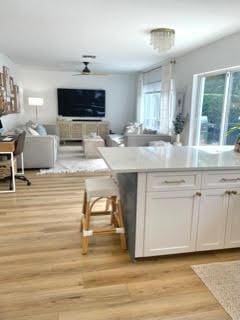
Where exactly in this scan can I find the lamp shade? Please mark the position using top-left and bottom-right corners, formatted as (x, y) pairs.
(28, 97), (44, 106)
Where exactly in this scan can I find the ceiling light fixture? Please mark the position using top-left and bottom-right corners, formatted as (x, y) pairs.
(150, 28), (175, 52)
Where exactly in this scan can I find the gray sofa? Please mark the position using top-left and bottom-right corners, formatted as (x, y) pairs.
(22, 124), (59, 169)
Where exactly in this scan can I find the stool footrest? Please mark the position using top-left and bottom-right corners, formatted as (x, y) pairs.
(90, 210), (112, 216)
(82, 227), (125, 237)
(116, 227), (125, 234)
(83, 230), (93, 237)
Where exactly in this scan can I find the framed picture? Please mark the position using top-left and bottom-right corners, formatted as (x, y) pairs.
(10, 97), (15, 113)
(9, 76), (14, 94)
(2, 66), (11, 97)
(0, 72), (4, 87)
(13, 85), (21, 113)
(0, 92), (5, 115)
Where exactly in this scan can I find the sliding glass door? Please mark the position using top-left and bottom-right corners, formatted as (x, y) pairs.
(196, 70), (240, 146)
(225, 72), (240, 145)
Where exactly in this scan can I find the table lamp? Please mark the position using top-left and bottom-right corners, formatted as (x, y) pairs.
(28, 97), (44, 123)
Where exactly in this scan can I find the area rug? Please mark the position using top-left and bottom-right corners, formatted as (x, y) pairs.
(38, 145), (109, 175)
(192, 260), (240, 320)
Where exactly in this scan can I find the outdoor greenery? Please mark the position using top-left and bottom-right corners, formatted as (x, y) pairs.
(201, 72), (240, 145)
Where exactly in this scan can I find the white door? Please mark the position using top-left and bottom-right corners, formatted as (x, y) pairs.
(144, 190), (200, 257)
(225, 189), (240, 248)
(196, 189), (229, 251)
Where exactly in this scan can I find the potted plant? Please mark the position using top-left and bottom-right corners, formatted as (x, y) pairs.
(173, 113), (186, 146)
(227, 124), (240, 152)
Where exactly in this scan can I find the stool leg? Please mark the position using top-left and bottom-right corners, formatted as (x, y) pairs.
(116, 200), (127, 250)
(105, 197), (111, 212)
(111, 196), (118, 227)
(82, 200), (91, 255)
(80, 191), (87, 232)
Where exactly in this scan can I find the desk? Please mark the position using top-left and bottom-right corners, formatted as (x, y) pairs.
(0, 138), (17, 193)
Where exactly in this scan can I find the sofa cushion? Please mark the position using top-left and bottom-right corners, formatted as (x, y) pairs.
(35, 124), (47, 136)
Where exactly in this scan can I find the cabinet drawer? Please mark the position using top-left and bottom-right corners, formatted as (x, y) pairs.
(147, 172), (201, 191)
(202, 171), (240, 189)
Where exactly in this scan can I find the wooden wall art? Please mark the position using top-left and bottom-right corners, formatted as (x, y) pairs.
(0, 66), (21, 116)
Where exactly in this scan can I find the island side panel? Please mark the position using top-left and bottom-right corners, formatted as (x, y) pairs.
(117, 173), (137, 259)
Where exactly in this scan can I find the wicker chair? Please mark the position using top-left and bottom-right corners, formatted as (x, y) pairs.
(0, 158), (12, 189)
(0, 132), (31, 190)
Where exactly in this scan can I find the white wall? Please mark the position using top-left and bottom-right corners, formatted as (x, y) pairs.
(175, 31), (240, 143)
(19, 68), (137, 133)
(0, 53), (22, 130)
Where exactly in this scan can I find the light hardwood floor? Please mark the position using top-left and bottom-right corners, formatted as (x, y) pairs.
(0, 172), (239, 320)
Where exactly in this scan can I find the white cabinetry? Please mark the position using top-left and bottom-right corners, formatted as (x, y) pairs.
(136, 171), (240, 258)
(225, 189), (240, 248)
(196, 189), (228, 251)
(144, 191), (199, 256)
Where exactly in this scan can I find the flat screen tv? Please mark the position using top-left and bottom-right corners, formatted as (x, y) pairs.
(57, 88), (105, 118)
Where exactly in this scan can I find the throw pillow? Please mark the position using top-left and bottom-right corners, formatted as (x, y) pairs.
(35, 124), (47, 136)
(28, 127), (40, 136)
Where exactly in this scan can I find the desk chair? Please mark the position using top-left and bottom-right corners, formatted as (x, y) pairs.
(13, 131), (31, 186)
(1, 132), (31, 189)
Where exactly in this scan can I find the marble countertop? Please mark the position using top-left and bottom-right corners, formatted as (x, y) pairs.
(98, 146), (240, 173)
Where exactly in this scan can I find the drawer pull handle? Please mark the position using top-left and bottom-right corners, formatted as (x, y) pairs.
(231, 191), (238, 195)
(221, 178), (240, 182)
(195, 192), (202, 197)
(163, 179), (186, 184)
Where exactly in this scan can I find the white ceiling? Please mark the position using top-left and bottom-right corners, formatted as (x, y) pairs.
(1, 0), (240, 73)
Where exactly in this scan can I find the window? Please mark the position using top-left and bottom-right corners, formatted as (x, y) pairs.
(142, 82), (161, 131)
(194, 70), (240, 145)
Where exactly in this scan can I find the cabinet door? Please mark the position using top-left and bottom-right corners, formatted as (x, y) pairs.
(225, 189), (240, 248)
(144, 191), (199, 256)
(196, 189), (229, 251)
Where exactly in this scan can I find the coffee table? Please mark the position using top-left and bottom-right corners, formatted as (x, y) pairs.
(82, 135), (105, 158)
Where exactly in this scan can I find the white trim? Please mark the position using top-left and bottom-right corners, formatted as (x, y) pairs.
(220, 72), (231, 145)
(135, 173), (147, 257)
(197, 65), (240, 77)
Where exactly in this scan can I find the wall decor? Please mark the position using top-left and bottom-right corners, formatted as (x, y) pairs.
(2, 66), (11, 97)
(0, 66), (21, 115)
(0, 72), (4, 88)
(9, 76), (14, 94)
(13, 85), (21, 113)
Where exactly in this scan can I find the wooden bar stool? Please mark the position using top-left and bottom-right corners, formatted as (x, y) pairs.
(81, 177), (127, 254)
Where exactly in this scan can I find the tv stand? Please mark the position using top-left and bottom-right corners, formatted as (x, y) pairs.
(57, 119), (109, 142)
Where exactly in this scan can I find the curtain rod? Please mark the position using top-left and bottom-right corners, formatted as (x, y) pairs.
(142, 59), (176, 74)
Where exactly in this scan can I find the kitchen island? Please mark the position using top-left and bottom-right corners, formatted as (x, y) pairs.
(98, 146), (240, 259)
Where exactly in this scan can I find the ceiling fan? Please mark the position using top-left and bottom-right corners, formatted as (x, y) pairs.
(73, 61), (109, 76)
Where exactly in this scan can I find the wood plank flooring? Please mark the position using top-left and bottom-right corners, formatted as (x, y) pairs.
(0, 172), (239, 320)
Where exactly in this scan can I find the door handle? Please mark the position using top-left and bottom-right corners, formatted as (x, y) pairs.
(221, 178), (240, 182)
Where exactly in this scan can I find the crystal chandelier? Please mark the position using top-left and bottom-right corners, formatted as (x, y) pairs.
(150, 28), (175, 52)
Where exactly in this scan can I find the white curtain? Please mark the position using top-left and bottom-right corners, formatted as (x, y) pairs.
(160, 62), (176, 135)
(136, 73), (144, 123)
(136, 62), (176, 134)
(142, 82), (161, 131)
